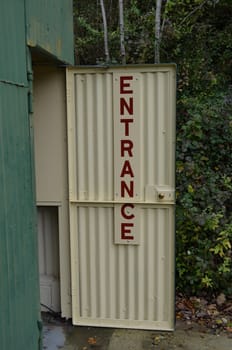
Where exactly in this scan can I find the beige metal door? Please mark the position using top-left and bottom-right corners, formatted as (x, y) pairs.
(66, 65), (176, 330)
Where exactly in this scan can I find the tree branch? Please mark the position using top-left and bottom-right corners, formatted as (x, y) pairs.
(100, 0), (110, 63)
(119, 0), (126, 64)
(155, 0), (162, 63)
(179, 0), (208, 26)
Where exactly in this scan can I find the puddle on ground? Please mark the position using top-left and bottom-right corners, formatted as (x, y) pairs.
(65, 326), (114, 350)
(43, 325), (65, 350)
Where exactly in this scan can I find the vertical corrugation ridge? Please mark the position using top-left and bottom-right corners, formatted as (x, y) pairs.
(78, 208), (87, 317)
(127, 245), (136, 320)
(167, 70), (176, 187)
(137, 212), (145, 320)
(157, 209), (164, 320)
(97, 208), (106, 317)
(86, 75), (95, 200)
(108, 209), (117, 318)
(156, 73), (164, 184)
(95, 75), (104, 200)
(148, 209), (156, 321)
(76, 75), (85, 200)
(89, 208), (98, 317)
(105, 74), (114, 200)
(142, 72), (159, 186)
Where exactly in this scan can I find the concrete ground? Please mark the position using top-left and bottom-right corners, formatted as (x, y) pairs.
(42, 314), (232, 350)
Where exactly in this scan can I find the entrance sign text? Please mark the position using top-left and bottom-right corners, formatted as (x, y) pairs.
(114, 74), (141, 244)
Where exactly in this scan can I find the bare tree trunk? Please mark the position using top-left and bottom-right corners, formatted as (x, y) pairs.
(161, 0), (169, 40)
(100, 0), (110, 63)
(155, 0), (162, 63)
(119, 0), (126, 64)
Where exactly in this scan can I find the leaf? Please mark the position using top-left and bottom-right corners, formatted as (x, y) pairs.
(88, 337), (97, 345)
(188, 184), (194, 193)
(216, 293), (226, 306)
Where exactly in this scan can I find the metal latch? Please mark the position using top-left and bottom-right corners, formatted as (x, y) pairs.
(145, 185), (175, 202)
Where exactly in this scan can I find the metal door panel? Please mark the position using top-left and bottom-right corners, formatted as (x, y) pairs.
(66, 65), (176, 330)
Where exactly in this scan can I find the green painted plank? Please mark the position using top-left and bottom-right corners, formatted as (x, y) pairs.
(0, 83), (40, 350)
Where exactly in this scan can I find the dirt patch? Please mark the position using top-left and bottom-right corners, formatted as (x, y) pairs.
(176, 294), (232, 335)
(150, 326), (232, 350)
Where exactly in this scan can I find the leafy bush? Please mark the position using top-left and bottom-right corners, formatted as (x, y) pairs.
(176, 90), (232, 295)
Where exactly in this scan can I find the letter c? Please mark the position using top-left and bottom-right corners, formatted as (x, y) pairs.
(121, 203), (135, 220)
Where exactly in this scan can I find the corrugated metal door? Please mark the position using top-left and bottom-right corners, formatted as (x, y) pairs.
(66, 66), (176, 330)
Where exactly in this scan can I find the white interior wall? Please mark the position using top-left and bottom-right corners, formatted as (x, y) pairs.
(37, 206), (60, 312)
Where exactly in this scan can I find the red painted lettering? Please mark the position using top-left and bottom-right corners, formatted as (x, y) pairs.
(120, 119), (133, 136)
(120, 160), (134, 178)
(120, 97), (133, 115)
(121, 180), (134, 197)
(121, 222), (134, 240)
(121, 204), (135, 220)
(120, 76), (133, 94)
(117, 74), (137, 243)
(121, 140), (133, 157)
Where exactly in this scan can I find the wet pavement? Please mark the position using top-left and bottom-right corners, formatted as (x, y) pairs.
(42, 313), (232, 350)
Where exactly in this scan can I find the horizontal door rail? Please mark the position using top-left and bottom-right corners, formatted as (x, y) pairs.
(69, 199), (175, 206)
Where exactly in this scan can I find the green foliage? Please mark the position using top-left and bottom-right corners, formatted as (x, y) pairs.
(73, 0), (232, 296)
(161, 0), (232, 295)
(123, 1), (155, 63)
(73, 0), (120, 64)
(176, 91), (232, 295)
(162, 0), (232, 94)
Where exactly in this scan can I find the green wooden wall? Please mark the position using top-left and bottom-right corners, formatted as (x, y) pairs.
(26, 0), (74, 64)
(0, 1), (73, 349)
(0, 2), (41, 349)
(0, 83), (41, 350)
